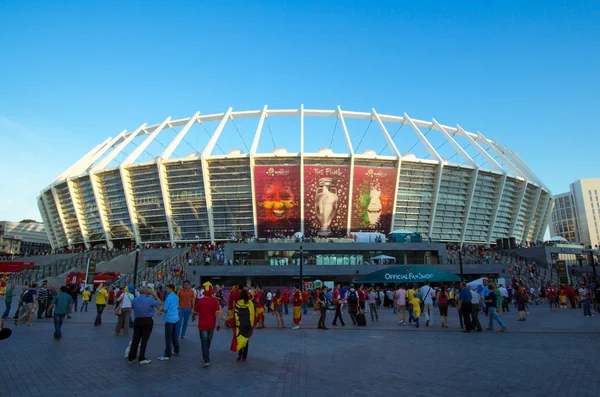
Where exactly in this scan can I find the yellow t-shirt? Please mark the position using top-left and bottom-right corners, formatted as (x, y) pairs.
(411, 297), (421, 316)
(407, 289), (415, 301)
(82, 291), (91, 301)
(95, 288), (108, 305)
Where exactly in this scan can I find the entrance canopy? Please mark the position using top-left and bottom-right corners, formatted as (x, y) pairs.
(354, 266), (461, 284)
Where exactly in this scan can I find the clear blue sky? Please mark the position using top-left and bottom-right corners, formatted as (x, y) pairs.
(1, 1), (599, 222)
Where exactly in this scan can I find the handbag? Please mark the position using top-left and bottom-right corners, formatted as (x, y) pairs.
(114, 305), (122, 315)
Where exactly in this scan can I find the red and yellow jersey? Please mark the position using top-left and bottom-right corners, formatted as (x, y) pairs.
(293, 290), (303, 307)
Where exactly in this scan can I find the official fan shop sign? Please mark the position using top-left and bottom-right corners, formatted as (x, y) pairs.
(354, 266), (461, 284)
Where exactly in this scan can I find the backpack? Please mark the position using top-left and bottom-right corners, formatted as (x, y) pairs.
(348, 291), (358, 305)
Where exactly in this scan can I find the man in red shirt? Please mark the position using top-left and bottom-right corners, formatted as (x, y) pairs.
(546, 283), (558, 311)
(358, 285), (366, 312)
(301, 289), (309, 315)
(192, 282), (221, 368)
(331, 284), (346, 326)
(282, 289), (291, 315)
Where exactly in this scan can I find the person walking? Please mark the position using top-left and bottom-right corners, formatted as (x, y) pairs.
(317, 287), (329, 329)
(485, 285), (507, 332)
(128, 286), (161, 365)
(420, 281), (435, 327)
(546, 283), (558, 311)
(93, 283), (108, 326)
(458, 282), (473, 332)
(579, 284), (593, 317)
(292, 286), (303, 330)
(2, 283), (16, 319)
(115, 285), (135, 336)
(81, 288), (91, 312)
(158, 284), (180, 361)
(46, 286), (56, 318)
(347, 287), (359, 325)
(193, 282), (221, 368)
(499, 284), (510, 313)
(37, 281), (49, 320)
(394, 285), (407, 325)
(367, 287), (379, 322)
(469, 287), (483, 332)
(176, 280), (195, 339)
(282, 288), (291, 315)
(51, 286), (74, 341)
(437, 286), (449, 328)
(253, 287), (266, 329)
(16, 283), (37, 327)
(266, 289), (273, 314)
(331, 284), (346, 327)
(231, 289), (255, 362)
(13, 285), (29, 320)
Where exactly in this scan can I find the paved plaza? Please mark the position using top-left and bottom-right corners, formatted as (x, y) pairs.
(1, 303), (599, 397)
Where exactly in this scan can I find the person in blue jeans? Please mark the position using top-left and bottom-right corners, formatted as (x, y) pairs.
(485, 285), (508, 332)
(2, 284), (16, 319)
(175, 281), (195, 338)
(158, 284), (180, 361)
(192, 282), (222, 368)
(52, 286), (74, 341)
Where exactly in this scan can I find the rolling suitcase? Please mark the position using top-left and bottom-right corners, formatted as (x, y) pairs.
(356, 312), (367, 326)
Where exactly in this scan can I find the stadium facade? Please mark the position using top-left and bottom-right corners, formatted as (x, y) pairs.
(37, 107), (552, 249)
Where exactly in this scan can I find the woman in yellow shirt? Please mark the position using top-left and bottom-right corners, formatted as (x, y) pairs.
(94, 284), (109, 326)
(411, 296), (421, 328)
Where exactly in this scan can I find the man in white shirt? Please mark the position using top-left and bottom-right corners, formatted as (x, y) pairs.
(266, 290), (273, 313)
(498, 284), (509, 313)
(420, 281), (435, 327)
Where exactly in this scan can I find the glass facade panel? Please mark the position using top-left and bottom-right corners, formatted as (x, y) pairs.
(95, 170), (134, 239)
(431, 166), (471, 241)
(72, 176), (105, 242)
(43, 190), (68, 247)
(127, 165), (170, 242)
(208, 159), (254, 239)
(54, 182), (84, 243)
(492, 178), (523, 241)
(514, 184), (536, 241)
(393, 162), (435, 234)
(464, 171), (501, 243)
(165, 161), (210, 241)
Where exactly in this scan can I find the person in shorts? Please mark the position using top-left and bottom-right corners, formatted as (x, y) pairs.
(17, 283), (37, 327)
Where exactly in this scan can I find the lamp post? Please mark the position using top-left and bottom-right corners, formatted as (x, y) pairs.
(300, 245), (304, 291)
(458, 250), (464, 282)
(133, 247), (141, 287)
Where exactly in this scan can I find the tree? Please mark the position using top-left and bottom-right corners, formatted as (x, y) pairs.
(19, 219), (38, 224)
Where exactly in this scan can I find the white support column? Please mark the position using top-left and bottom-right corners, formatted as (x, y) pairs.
(373, 109), (402, 230)
(523, 187), (542, 243)
(54, 137), (114, 182)
(123, 117), (171, 165)
(37, 196), (57, 250)
(50, 185), (73, 248)
(119, 166), (141, 245)
(42, 190), (67, 248)
(201, 109), (231, 243)
(338, 106), (355, 235)
(93, 123), (147, 171)
(249, 106), (268, 238)
(66, 178), (90, 248)
(202, 108), (232, 157)
(119, 117), (172, 245)
(161, 112), (200, 160)
(539, 195), (554, 241)
(89, 171), (113, 248)
(433, 119), (480, 246)
(533, 193), (551, 242)
(509, 181), (528, 240)
(157, 159), (175, 246)
(456, 125), (504, 173)
(487, 174), (507, 243)
(300, 104), (305, 235)
(405, 114), (443, 240)
(475, 132), (527, 179)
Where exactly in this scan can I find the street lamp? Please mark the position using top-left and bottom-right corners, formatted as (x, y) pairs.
(300, 245), (304, 291)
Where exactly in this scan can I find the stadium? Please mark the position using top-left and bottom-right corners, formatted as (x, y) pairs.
(37, 107), (551, 250)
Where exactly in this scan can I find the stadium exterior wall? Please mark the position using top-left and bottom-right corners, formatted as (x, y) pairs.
(37, 108), (552, 249)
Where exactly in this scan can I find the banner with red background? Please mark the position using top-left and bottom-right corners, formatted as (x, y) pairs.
(254, 165), (301, 237)
(350, 166), (397, 233)
(304, 165), (350, 238)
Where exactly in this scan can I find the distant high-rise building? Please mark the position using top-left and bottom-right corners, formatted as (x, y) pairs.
(551, 178), (600, 248)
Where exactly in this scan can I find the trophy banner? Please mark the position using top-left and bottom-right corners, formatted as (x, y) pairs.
(254, 165), (301, 237)
(350, 166), (397, 233)
(303, 165), (350, 238)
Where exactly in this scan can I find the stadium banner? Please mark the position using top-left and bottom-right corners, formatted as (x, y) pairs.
(350, 166), (397, 233)
(254, 165), (301, 237)
(304, 165), (350, 238)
